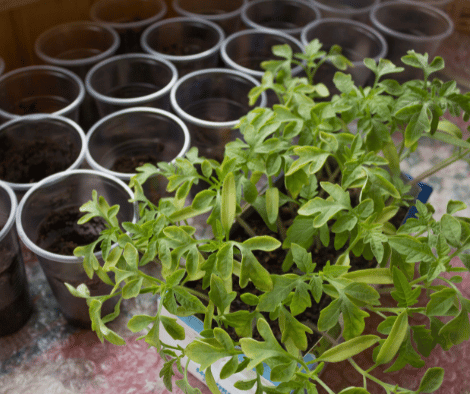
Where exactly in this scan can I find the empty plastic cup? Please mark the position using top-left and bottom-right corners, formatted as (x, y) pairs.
(170, 68), (267, 162)
(0, 65), (85, 124)
(86, 107), (191, 205)
(301, 18), (388, 88)
(370, 0), (454, 82)
(172, 0), (246, 35)
(0, 180), (32, 336)
(141, 16), (225, 77)
(16, 170), (138, 327)
(85, 53), (178, 117)
(241, 0), (321, 38)
(0, 115), (86, 201)
(90, 0), (167, 53)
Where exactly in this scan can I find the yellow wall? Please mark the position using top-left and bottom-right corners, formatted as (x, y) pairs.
(0, 0), (175, 72)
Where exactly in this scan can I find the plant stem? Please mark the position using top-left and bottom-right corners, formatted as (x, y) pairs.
(313, 376), (336, 394)
(236, 216), (257, 238)
(409, 150), (469, 187)
(276, 215), (287, 242)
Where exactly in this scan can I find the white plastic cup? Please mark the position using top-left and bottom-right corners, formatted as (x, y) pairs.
(310, 0), (380, 23)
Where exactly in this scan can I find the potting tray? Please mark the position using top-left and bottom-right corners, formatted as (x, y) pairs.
(1, 40), (470, 394)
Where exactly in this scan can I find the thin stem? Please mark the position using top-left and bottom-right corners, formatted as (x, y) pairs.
(236, 216), (257, 238)
(409, 150), (469, 187)
(313, 376), (336, 394)
(276, 215), (287, 242)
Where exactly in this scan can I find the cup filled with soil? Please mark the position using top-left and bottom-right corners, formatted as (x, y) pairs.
(16, 170), (137, 327)
(141, 16), (225, 77)
(90, 0), (167, 54)
(170, 68), (267, 163)
(85, 53), (178, 118)
(0, 114), (87, 200)
(0, 65), (85, 124)
(0, 180), (33, 336)
(86, 107), (190, 206)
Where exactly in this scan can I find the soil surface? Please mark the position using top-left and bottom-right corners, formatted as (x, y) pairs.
(110, 152), (162, 174)
(36, 205), (107, 255)
(0, 135), (79, 184)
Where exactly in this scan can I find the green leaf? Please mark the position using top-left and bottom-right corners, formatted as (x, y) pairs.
(426, 288), (457, 316)
(122, 277), (143, 299)
(216, 243), (233, 280)
(280, 307), (313, 351)
(338, 388), (371, 394)
(174, 287), (207, 316)
(258, 275), (298, 312)
(161, 315), (186, 340)
(389, 235), (434, 263)
(438, 309), (470, 347)
(266, 187), (279, 225)
(205, 367), (221, 394)
(317, 298), (342, 332)
(404, 105), (430, 148)
(219, 356), (239, 380)
(417, 367), (445, 393)
(344, 282), (380, 306)
(221, 172), (236, 238)
(341, 297), (370, 340)
(446, 200), (467, 215)
(317, 335), (380, 362)
(209, 274), (237, 314)
(384, 334), (425, 373)
(341, 268), (393, 284)
(127, 314), (155, 332)
(239, 250), (273, 292)
(185, 339), (234, 371)
(441, 213), (462, 246)
(242, 236), (281, 251)
(391, 267), (421, 307)
(298, 198), (347, 228)
(376, 310), (408, 365)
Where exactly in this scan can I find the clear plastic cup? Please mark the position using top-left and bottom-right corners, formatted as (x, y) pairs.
(86, 107), (191, 205)
(141, 16), (225, 77)
(310, 0), (380, 23)
(90, 0), (167, 53)
(34, 21), (120, 81)
(240, 0), (321, 38)
(0, 115), (87, 201)
(0, 180), (32, 336)
(170, 68), (267, 162)
(301, 18), (388, 88)
(34, 21), (120, 131)
(172, 0), (246, 35)
(220, 28), (304, 106)
(370, 0), (454, 82)
(85, 53), (178, 117)
(0, 65), (85, 124)
(397, 0), (454, 10)
(16, 169), (138, 327)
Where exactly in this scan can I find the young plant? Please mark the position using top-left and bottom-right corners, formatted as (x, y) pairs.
(69, 40), (470, 394)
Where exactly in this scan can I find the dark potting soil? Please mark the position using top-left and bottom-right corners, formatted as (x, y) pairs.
(0, 134), (79, 184)
(110, 152), (162, 174)
(36, 205), (107, 256)
(0, 249), (33, 335)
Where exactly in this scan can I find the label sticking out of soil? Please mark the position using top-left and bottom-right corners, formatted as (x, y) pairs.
(0, 135), (79, 183)
(110, 152), (162, 174)
(36, 205), (107, 255)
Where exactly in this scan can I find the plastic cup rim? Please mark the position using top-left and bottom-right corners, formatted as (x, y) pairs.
(370, 0), (454, 42)
(220, 28), (305, 78)
(34, 21), (121, 68)
(90, 0), (168, 30)
(300, 18), (388, 66)
(170, 67), (267, 129)
(172, 0), (247, 22)
(85, 106), (191, 180)
(85, 53), (179, 106)
(16, 169), (138, 264)
(241, 0), (322, 35)
(141, 16), (225, 63)
(311, 0), (380, 15)
(0, 180), (18, 242)
(0, 114), (87, 192)
(0, 65), (86, 121)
